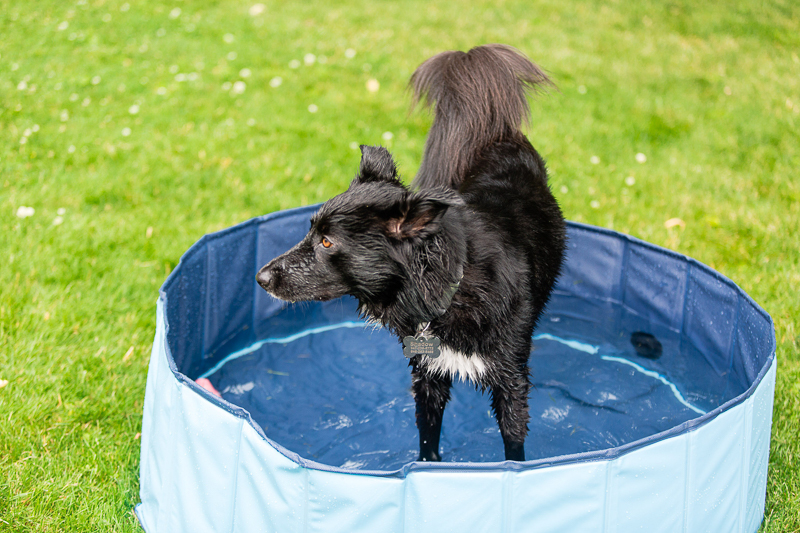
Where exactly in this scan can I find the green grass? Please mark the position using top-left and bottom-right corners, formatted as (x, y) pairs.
(1, 0), (798, 530)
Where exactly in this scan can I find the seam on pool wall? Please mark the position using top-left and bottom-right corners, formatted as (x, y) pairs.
(251, 222), (260, 357)
(738, 396), (753, 533)
(682, 431), (692, 533)
(303, 467), (310, 533)
(602, 460), (611, 533)
(617, 236), (630, 323)
(723, 293), (743, 405)
(227, 418), (244, 533)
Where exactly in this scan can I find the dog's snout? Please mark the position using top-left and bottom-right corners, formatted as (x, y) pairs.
(256, 265), (276, 291)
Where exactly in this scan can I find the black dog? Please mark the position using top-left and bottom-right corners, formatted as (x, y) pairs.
(257, 44), (566, 462)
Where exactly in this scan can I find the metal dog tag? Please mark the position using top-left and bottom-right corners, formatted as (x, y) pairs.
(403, 335), (441, 359)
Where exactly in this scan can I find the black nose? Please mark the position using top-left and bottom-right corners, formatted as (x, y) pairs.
(256, 265), (274, 291)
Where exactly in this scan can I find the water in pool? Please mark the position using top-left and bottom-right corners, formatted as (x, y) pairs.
(201, 294), (739, 471)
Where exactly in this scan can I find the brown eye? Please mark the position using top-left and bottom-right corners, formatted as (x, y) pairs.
(321, 237), (332, 248)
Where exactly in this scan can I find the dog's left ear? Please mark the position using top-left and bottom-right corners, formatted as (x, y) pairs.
(356, 145), (400, 184)
(385, 188), (464, 240)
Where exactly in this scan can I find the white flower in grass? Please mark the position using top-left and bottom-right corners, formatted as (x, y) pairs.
(239, 68), (252, 78)
(92, 76), (101, 85)
(57, 208), (66, 215)
(0, 379), (8, 388)
(121, 127), (131, 137)
(68, 145), (76, 153)
(32, 124), (40, 132)
(60, 110), (69, 122)
(120, 3), (130, 11)
(345, 48), (356, 59)
(366, 79), (380, 93)
(175, 73), (186, 82)
(129, 104), (139, 114)
(304, 53), (316, 66)
(625, 176), (636, 186)
(269, 76), (282, 88)
(590, 155), (600, 165)
(381, 131), (393, 141)
(590, 200), (600, 209)
(247, 118), (256, 126)
(221, 81), (232, 91)
(578, 85), (587, 94)
(53, 216), (64, 226)
(289, 59), (300, 69)
(349, 142), (359, 150)
(16, 206), (35, 218)
(17, 81), (28, 91)
(227, 51), (237, 61)
(169, 7), (181, 19)
(157, 87), (167, 95)
(249, 4), (266, 16)
(560, 185), (569, 194)
(231, 81), (246, 95)
(223, 33), (235, 43)
(57, 21), (69, 31)
(664, 218), (686, 229)
(308, 104), (318, 113)
(635, 153), (647, 163)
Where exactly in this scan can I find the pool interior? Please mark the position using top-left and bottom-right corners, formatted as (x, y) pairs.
(200, 292), (744, 471)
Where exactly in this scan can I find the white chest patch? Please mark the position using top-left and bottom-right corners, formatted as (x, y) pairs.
(422, 346), (487, 384)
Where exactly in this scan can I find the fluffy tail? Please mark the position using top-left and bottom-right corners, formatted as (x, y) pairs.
(410, 44), (554, 190)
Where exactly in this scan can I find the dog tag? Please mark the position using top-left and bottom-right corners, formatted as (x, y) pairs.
(403, 335), (441, 359)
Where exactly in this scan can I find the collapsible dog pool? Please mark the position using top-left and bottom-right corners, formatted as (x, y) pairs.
(136, 205), (776, 533)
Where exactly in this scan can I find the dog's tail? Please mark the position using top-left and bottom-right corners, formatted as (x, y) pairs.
(410, 44), (554, 190)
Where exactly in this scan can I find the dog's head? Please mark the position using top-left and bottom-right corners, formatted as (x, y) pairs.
(256, 146), (464, 305)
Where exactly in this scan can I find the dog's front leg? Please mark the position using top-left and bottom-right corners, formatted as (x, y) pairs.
(490, 369), (531, 462)
(411, 366), (452, 462)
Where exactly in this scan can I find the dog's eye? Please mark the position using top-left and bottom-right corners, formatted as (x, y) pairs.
(321, 237), (332, 248)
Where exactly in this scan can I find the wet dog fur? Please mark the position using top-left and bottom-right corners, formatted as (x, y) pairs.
(257, 44), (566, 462)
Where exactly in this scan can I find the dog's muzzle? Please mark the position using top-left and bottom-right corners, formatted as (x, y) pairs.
(256, 265), (276, 291)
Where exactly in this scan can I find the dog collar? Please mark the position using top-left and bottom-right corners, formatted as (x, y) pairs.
(402, 268), (463, 359)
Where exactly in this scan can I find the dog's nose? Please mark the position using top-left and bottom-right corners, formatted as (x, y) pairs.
(256, 265), (274, 291)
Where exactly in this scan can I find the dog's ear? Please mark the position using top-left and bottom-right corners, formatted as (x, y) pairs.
(384, 188), (464, 240)
(356, 145), (400, 184)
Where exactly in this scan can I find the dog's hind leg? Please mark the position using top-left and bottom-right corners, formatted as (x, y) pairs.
(490, 368), (531, 462)
(411, 367), (452, 462)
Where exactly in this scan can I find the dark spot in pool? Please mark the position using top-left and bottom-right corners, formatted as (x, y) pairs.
(630, 331), (663, 360)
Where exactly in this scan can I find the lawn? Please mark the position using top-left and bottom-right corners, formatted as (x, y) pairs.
(1, 0), (798, 530)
